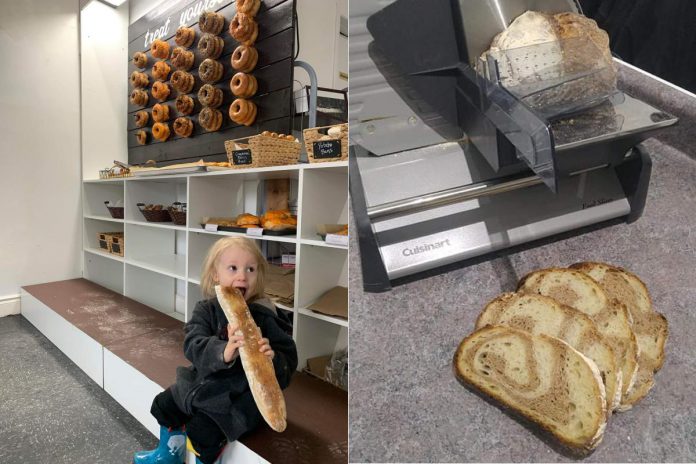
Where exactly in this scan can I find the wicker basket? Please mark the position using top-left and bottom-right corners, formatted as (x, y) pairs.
(303, 123), (348, 163)
(137, 203), (172, 222)
(225, 133), (301, 169)
(99, 164), (132, 179)
(168, 202), (187, 226)
(104, 201), (124, 219)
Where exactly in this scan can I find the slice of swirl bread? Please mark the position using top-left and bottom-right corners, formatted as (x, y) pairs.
(454, 326), (607, 454)
(570, 262), (668, 409)
(518, 268), (639, 406)
(476, 292), (621, 412)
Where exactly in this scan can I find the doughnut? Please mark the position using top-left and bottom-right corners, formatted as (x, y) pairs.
(228, 98), (257, 126)
(242, 21), (259, 46)
(152, 103), (171, 122)
(173, 117), (194, 137)
(130, 89), (149, 107)
(130, 71), (149, 88)
(152, 122), (171, 141)
(136, 130), (148, 145)
(231, 45), (258, 72)
(171, 47), (195, 71)
(151, 39), (170, 59)
(230, 72), (257, 98)
(133, 51), (148, 68)
(152, 61), (171, 81)
(228, 13), (257, 43)
(198, 58), (224, 83)
(170, 70), (195, 93)
(199, 11), (225, 35)
(151, 81), (171, 101)
(174, 26), (195, 48)
(198, 33), (224, 59)
(134, 110), (149, 128)
(175, 94), (195, 115)
(237, 0), (261, 16)
(198, 107), (223, 132)
(198, 84), (224, 108)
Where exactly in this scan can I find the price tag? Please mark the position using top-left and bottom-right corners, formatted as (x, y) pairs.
(312, 140), (342, 159)
(246, 227), (263, 237)
(232, 149), (252, 165)
(204, 224), (219, 232)
(325, 233), (349, 247)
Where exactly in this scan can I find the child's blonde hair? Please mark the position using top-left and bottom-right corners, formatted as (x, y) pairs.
(200, 236), (268, 301)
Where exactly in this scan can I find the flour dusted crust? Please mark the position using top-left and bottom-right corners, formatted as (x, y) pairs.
(215, 285), (287, 432)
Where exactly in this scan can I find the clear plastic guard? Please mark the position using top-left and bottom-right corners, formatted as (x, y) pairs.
(484, 37), (618, 119)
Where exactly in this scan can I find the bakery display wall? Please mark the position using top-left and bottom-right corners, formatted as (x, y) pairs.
(127, 0), (296, 166)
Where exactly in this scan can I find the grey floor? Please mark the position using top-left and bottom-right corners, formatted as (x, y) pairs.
(0, 315), (158, 463)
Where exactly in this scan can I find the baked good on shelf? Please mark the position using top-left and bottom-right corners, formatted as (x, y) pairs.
(454, 326), (607, 454)
(174, 26), (196, 48)
(476, 292), (621, 413)
(151, 39), (170, 59)
(130, 89), (149, 107)
(236, 0), (261, 16)
(151, 81), (171, 101)
(171, 47), (195, 71)
(261, 210), (296, 231)
(152, 122), (171, 141)
(228, 98), (257, 126)
(170, 70), (195, 93)
(199, 10), (225, 35)
(231, 44), (258, 72)
(230, 72), (257, 98)
(198, 107), (223, 132)
(136, 130), (148, 145)
(175, 94), (195, 115)
(130, 71), (149, 89)
(235, 213), (260, 226)
(133, 51), (148, 68)
(198, 33), (225, 59)
(152, 61), (171, 81)
(152, 103), (171, 122)
(134, 110), (149, 128)
(197, 84), (223, 108)
(518, 268), (639, 408)
(199, 58), (224, 83)
(570, 262), (668, 409)
(173, 117), (194, 137)
(229, 13), (258, 45)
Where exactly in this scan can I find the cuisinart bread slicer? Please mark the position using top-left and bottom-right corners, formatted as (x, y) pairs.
(350, 0), (678, 292)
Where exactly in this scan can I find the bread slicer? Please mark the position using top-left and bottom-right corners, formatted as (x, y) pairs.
(349, 0), (678, 292)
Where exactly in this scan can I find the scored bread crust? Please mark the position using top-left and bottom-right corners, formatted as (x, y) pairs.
(453, 326), (607, 454)
(570, 262), (668, 409)
(517, 268), (639, 406)
(476, 292), (621, 413)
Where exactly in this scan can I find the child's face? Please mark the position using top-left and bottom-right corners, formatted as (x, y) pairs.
(214, 247), (259, 301)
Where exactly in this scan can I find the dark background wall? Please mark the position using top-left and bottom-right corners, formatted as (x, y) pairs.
(580, 0), (696, 94)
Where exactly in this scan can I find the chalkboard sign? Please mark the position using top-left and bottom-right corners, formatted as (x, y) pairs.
(231, 149), (252, 165)
(128, 0), (296, 167)
(312, 140), (342, 159)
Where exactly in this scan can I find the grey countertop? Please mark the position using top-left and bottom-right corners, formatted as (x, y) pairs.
(348, 64), (696, 462)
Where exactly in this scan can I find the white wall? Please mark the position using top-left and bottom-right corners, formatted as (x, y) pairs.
(0, 0), (82, 305)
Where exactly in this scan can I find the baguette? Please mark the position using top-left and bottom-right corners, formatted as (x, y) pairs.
(453, 326), (607, 454)
(476, 292), (621, 412)
(215, 285), (287, 432)
(570, 262), (668, 409)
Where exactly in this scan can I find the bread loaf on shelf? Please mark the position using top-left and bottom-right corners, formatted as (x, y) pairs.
(215, 285), (287, 432)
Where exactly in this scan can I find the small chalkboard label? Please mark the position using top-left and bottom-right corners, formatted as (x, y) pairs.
(232, 149), (252, 165)
(312, 140), (341, 159)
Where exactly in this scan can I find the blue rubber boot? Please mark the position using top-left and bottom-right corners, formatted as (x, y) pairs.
(133, 425), (186, 464)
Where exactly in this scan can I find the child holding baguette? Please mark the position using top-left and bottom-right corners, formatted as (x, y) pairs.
(133, 237), (298, 464)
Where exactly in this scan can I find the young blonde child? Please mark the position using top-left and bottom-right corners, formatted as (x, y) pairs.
(134, 237), (297, 464)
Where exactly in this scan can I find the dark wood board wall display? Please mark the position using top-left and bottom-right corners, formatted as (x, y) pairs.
(127, 0), (296, 166)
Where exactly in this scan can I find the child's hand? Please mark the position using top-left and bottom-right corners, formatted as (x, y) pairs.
(258, 337), (275, 360)
(224, 324), (244, 363)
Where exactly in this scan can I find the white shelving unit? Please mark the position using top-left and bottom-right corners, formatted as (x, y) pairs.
(82, 161), (348, 371)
